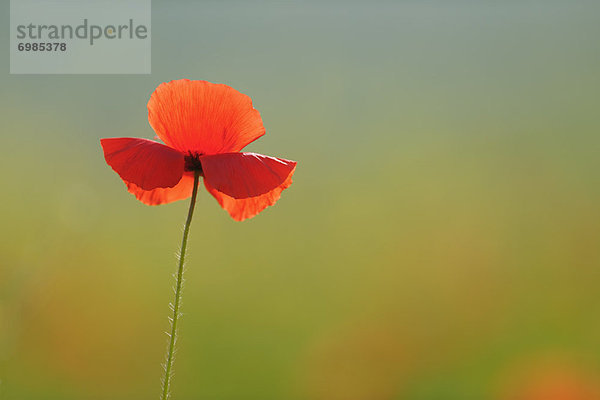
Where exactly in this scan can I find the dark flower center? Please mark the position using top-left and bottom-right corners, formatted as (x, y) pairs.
(184, 152), (204, 174)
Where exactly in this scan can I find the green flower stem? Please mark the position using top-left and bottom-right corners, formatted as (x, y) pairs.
(161, 170), (201, 400)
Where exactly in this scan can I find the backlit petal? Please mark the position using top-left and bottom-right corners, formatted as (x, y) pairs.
(148, 79), (265, 155)
(101, 137), (185, 190)
(202, 154), (296, 221)
(126, 173), (195, 206)
(200, 152), (297, 199)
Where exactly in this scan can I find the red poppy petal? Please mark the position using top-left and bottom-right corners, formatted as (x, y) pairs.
(147, 80), (265, 155)
(126, 173), (195, 206)
(200, 152), (297, 199)
(204, 173), (295, 221)
(202, 155), (296, 221)
(101, 137), (185, 190)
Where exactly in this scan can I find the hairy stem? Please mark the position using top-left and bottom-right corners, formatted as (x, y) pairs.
(161, 171), (200, 400)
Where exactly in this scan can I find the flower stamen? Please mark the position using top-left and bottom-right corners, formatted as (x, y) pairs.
(184, 152), (204, 174)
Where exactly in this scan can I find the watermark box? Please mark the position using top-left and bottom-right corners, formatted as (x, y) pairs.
(10, 0), (151, 74)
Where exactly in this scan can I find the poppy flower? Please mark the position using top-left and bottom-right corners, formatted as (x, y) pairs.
(100, 79), (297, 221)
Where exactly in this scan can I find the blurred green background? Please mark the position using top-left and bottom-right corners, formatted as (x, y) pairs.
(2, 1), (600, 399)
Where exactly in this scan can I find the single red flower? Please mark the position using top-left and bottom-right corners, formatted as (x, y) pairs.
(100, 79), (297, 221)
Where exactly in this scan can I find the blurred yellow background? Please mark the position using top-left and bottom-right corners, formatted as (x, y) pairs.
(2, 1), (600, 399)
